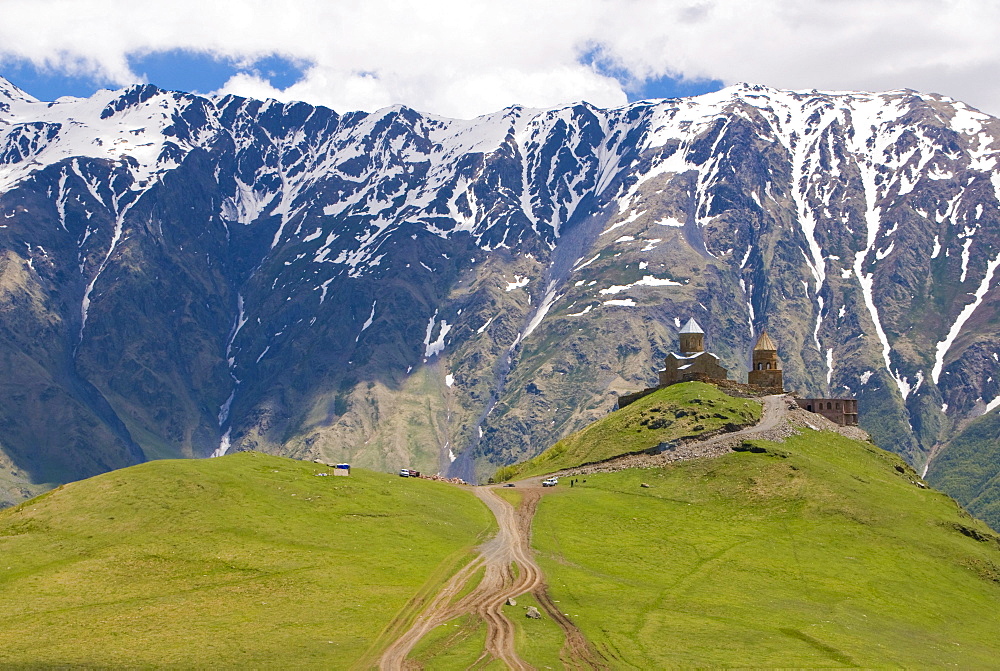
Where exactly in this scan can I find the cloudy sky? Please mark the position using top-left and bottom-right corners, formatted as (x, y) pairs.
(1, 0), (999, 118)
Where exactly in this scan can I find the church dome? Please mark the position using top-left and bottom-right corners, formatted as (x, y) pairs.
(753, 331), (778, 351)
(679, 318), (704, 334)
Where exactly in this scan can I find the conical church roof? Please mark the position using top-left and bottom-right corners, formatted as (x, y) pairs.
(754, 331), (778, 351)
(678, 318), (704, 334)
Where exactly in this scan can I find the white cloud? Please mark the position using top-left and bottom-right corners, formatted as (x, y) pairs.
(1, 0), (999, 117)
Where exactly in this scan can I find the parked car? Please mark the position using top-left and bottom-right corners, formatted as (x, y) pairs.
(399, 469), (410, 477)
(542, 478), (557, 487)
(503, 483), (516, 487)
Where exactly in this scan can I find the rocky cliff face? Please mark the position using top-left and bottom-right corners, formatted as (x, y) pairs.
(2, 76), (999, 509)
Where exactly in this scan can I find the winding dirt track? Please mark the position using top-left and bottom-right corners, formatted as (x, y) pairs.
(380, 395), (789, 669)
(379, 484), (604, 669)
(377, 554), (488, 669)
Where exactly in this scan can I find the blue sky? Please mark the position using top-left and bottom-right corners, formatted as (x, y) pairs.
(2, 51), (310, 100)
(582, 45), (723, 102)
(635, 76), (723, 101)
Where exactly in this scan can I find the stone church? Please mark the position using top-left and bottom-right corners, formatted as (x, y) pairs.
(658, 318), (729, 385)
(619, 320), (859, 427)
(658, 320), (783, 391)
(619, 319), (784, 408)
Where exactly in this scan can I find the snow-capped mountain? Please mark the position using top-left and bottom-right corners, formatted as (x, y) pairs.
(2, 76), (1000, 523)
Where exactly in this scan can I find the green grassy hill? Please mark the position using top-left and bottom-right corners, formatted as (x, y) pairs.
(530, 429), (1000, 667)
(494, 382), (761, 481)
(0, 452), (493, 668)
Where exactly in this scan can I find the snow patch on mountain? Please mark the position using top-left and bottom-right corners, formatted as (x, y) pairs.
(356, 301), (376, 341)
(505, 276), (529, 291)
(516, 281), (560, 347)
(423, 312), (452, 359)
(598, 276), (682, 295)
(932, 251), (1000, 383)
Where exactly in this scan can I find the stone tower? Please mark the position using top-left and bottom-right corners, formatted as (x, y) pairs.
(747, 331), (783, 390)
(678, 318), (705, 354)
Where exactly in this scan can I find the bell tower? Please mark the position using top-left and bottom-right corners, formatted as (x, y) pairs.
(678, 318), (704, 354)
(747, 331), (782, 390)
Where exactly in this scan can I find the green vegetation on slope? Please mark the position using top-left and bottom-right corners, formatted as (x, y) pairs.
(494, 382), (761, 481)
(508, 592), (566, 669)
(531, 430), (1000, 667)
(927, 410), (1000, 531)
(0, 452), (493, 668)
(407, 613), (493, 669)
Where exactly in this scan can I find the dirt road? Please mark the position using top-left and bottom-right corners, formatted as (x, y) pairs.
(376, 554), (488, 669)
(379, 483), (603, 669)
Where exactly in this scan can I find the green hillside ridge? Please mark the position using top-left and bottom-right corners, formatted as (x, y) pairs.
(494, 382), (761, 481)
(529, 429), (1000, 667)
(0, 452), (493, 668)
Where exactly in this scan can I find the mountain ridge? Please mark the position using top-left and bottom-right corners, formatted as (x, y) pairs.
(3, 75), (1000, 524)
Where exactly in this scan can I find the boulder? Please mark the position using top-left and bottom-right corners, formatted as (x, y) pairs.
(525, 606), (541, 619)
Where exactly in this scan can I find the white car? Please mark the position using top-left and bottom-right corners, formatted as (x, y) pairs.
(542, 478), (558, 487)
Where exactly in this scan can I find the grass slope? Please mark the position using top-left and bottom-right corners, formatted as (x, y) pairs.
(495, 382), (761, 481)
(531, 430), (1000, 667)
(0, 452), (493, 668)
(927, 410), (1000, 531)
(407, 614), (497, 669)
